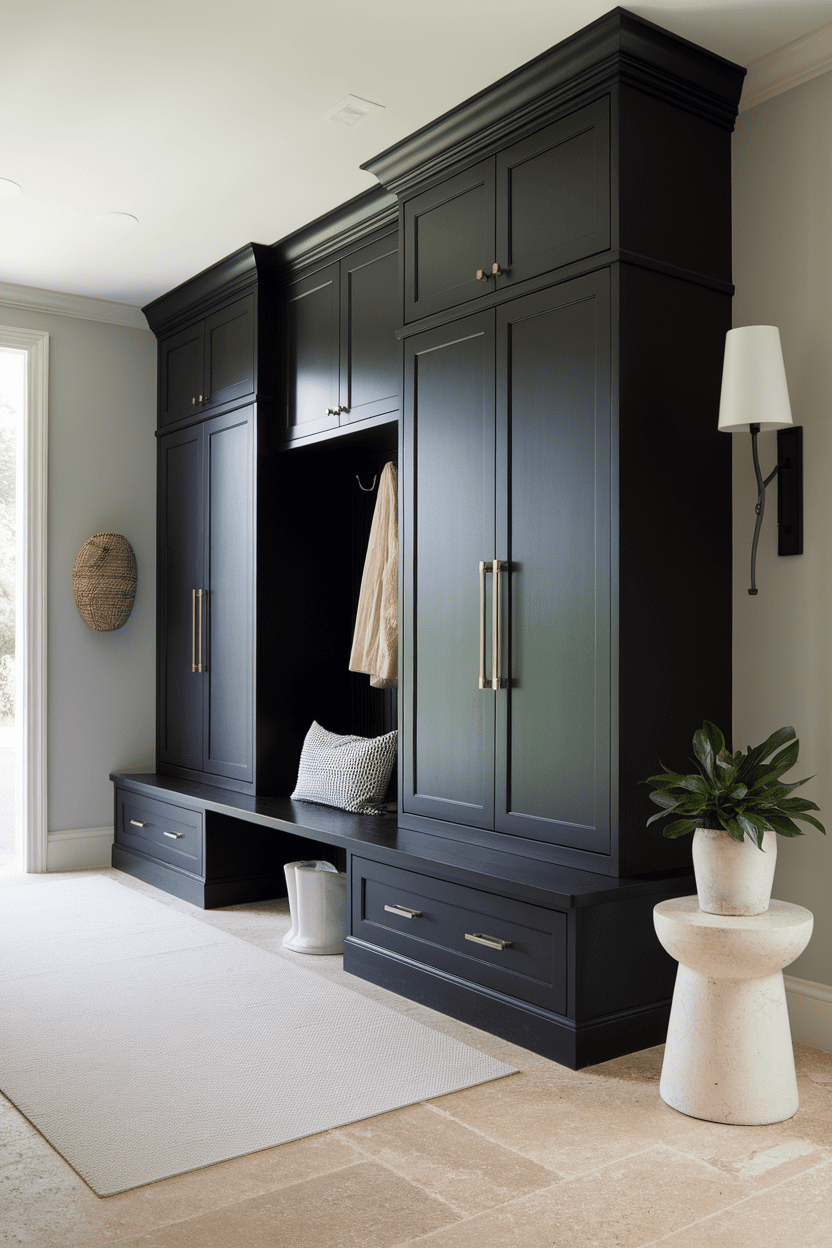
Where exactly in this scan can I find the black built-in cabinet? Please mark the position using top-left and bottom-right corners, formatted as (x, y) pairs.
(114, 9), (744, 1068)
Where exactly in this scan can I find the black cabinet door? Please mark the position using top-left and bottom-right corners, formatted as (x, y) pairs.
(283, 262), (341, 442)
(402, 313), (496, 828)
(204, 295), (256, 410)
(158, 322), (205, 426)
(158, 425), (204, 771)
(494, 98), (610, 290)
(158, 410), (254, 785)
(403, 160), (495, 323)
(202, 408), (254, 784)
(494, 273), (611, 853)
(339, 235), (400, 427)
(403, 99), (610, 323)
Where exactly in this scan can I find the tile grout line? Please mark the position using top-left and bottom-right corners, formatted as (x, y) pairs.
(635, 1155), (832, 1248)
(423, 1099), (670, 1179)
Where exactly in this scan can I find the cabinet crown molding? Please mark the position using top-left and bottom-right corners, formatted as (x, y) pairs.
(272, 186), (398, 279)
(362, 7), (746, 196)
(142, 242), (276, 339)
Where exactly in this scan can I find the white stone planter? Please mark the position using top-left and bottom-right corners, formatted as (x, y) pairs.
(692, 827), (777, 916)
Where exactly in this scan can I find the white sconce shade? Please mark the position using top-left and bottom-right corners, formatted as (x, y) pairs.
(718, 325), (793, 433)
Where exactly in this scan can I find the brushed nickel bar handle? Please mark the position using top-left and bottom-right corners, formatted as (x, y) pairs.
(163, 831), (185, 840)
(384, 904), (423, 918)
(479, 561), (491, 689)
(491, 559), (501, 690)
(129, 819), (147, 827)
(191, 589), (197, 672)
(465, 932), (513, 950)
(196, 588), (204, 673)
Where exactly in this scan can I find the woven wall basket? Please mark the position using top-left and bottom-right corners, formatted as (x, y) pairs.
(72, 533), (137, 632)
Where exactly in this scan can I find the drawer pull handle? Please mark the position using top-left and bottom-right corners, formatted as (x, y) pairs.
(129, 819), (147, 828)
(384, 904), (423, 919)
(163, 831), (185, 840)
(465, 932), (512, 950)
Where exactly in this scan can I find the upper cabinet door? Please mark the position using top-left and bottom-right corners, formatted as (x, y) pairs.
(403, 160), (495, 323)
(495, 98), (610, 290)
(204, 295), (256, 411)
(402, 98), (610, 323)
(282, 262), (341, 443)
(157, 294), (256, 427)
(339, 236), (400, 427)
(158, 322), (205, 426)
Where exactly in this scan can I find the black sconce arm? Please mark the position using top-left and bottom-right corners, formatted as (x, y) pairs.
(747, 422), (803, 596)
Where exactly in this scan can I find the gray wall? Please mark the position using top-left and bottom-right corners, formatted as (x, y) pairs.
(0, 301), (156, 836)
(733, 72), (832, 992)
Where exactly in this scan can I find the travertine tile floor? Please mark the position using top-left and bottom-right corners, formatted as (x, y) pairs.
(1, 867), (831, 1247)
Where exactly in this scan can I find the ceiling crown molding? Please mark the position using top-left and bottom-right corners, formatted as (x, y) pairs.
(741, 20), (832, 111)
(0, 281), (149, 330)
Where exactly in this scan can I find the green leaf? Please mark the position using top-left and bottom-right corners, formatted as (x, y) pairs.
(796, 813), (827, 835)
(766, 815), (805, 837)
(737, 815), (766, 849)
(648, 792), (680, 811)
(662, 819), (697, 839)
(776, 797), (821, 814)
(703, 721), (726, 756)
(693, 727), (716, 781)
(768, 739), (799, 778)
(724, 817), (746, 842)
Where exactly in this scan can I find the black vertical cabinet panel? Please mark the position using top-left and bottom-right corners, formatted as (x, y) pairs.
(614, 264), (732, 875)
(340, 237), (400, 426)
(158, 427), (203, 773)
(495, 274), (611, 851)
(402, 314), (496, 827)
(283, 263), (341, 441)
(203, 410), (254, 783)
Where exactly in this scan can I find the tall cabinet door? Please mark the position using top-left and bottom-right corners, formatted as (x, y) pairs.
(158, 425), (204, 772)
(494, 272), (611, 854)
(202, 408), (254, 784)
(402, 313), (496, 828)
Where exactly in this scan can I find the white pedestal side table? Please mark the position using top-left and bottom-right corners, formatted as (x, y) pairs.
(653, 896), (813, 1125)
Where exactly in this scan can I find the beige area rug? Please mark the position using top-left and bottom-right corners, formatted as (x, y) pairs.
(0, 874), (515, 1196)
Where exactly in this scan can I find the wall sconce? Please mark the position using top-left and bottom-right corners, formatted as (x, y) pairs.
(718, 325), (803, 596)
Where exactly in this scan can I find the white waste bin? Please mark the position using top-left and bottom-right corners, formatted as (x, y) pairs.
(282, 860), (347, 955)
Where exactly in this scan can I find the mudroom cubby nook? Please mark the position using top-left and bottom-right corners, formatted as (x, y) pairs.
(114, 9), (744, 1069)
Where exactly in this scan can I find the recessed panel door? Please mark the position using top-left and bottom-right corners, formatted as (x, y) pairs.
(402, 313), (496, 828)
(283, 263), (340, 442)
(158, 426), (204, 771)
(159, 323), (204, 426)
(495, 98), (611, 290)
(340, 236), (401, 426)
(204, 295), (255, 409)
(495, 272), (611, 853)
(202, 408), (254, 783)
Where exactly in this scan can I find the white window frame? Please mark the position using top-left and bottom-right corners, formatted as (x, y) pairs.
(0, 326), (48, 872)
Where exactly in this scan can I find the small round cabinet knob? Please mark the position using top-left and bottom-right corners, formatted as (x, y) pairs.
(475, 269), (492, 282)
(491, 262), (505, 276)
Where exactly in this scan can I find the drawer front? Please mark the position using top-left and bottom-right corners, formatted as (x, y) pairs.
(352, 857), (566, 1014)
(116, 789), (203, 875)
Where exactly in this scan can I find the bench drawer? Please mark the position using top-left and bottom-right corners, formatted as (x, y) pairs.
(115, 789), (203, 875)
(352, 857), (566, 1014)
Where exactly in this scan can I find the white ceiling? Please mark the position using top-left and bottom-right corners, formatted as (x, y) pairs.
(3, 0), (832, 309)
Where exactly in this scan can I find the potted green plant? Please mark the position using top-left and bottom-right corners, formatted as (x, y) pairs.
(645, 721), (825, 916)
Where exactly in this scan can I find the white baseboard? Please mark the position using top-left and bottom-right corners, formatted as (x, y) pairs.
(785, 975), (832, 1053)
(46, 827), (113, 872)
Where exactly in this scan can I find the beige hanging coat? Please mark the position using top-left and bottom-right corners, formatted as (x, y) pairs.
(349, 462), (398, 688)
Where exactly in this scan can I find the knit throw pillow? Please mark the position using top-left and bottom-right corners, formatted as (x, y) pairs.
(291, 721), (397, 815)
